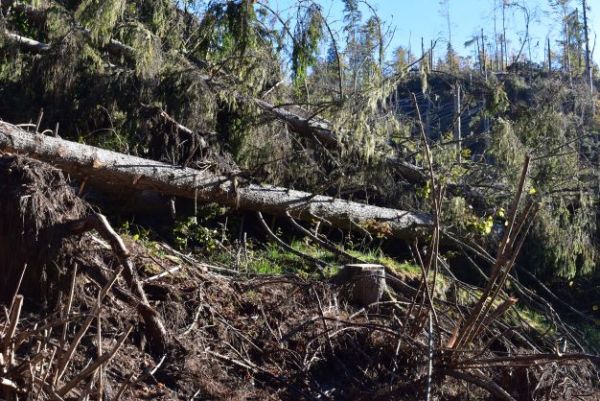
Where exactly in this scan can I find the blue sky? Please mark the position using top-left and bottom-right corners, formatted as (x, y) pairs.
(271, 0), (600, 66)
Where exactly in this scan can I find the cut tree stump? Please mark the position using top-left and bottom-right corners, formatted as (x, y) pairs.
(337, 264), (387, 307)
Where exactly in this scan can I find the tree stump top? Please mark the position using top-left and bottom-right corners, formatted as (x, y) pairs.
(337, 264), (386, 307)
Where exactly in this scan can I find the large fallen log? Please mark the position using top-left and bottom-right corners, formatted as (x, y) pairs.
(0, 121), (432, 239)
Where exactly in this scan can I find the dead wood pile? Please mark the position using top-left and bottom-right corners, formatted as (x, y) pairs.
(0, 155), (598, 401)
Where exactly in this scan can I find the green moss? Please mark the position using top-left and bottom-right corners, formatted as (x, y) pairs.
(512, 306), (554, 334)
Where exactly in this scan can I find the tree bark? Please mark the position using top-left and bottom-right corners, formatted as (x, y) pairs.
(0, 121), (432, 240)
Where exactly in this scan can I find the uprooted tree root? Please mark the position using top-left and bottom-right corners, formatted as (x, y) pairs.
(0, 154), (88, 304)
(0, 154), (598, 400)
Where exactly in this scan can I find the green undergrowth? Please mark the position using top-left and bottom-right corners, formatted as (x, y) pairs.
(117, 217), (422, 279)
(206, 238), (422, 279)
(344, 249), (422, 278)
(116, 218), (582, 346)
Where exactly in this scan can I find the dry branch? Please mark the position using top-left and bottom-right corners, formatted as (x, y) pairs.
(252, 99), (337, 146)
(56, 325), (133, 397)
(68, 213), (169, 355)
(445, 370), (517, 401)
(452, 156), (535, 350)
(53, 266), (122, 383)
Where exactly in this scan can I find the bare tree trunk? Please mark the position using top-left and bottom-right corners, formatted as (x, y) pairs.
(421, 37), (426, 69)
(583, 0), (594, 93)
(493, 0), (499, 72)
(502, 0), (508, 70)
(430, 40), (434, 69)
(548, 37), (552, 71)
(563, 6), (573, 85)
(477, 35), (482, 73)
(0, 122), (432, 240)
(454, 83), (462, 164)
(481, 28), (487, 80)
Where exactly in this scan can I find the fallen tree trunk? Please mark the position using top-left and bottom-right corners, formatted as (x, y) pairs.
(0, 121), (432, 239)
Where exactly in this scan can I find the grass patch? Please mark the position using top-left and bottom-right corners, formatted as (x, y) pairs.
(204, 238), (424, 279)
(345, 249), (421, 278)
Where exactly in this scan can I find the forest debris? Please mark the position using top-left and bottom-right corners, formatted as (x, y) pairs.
(56, 325), (133, 398)
(445, 370), (517, 401)
(0, 252), (598, 400)
(0, 154), (88, 303)
(69, 212), (169, 354)
(53, 266), (122, 384)
(0, 153), (168, 355)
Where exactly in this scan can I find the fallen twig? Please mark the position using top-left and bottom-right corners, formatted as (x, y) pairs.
(54, 267), (123, 384)
(445, 369), (517, 401)
(57, 325), (133, 397)
(69, 213), (169, 355)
